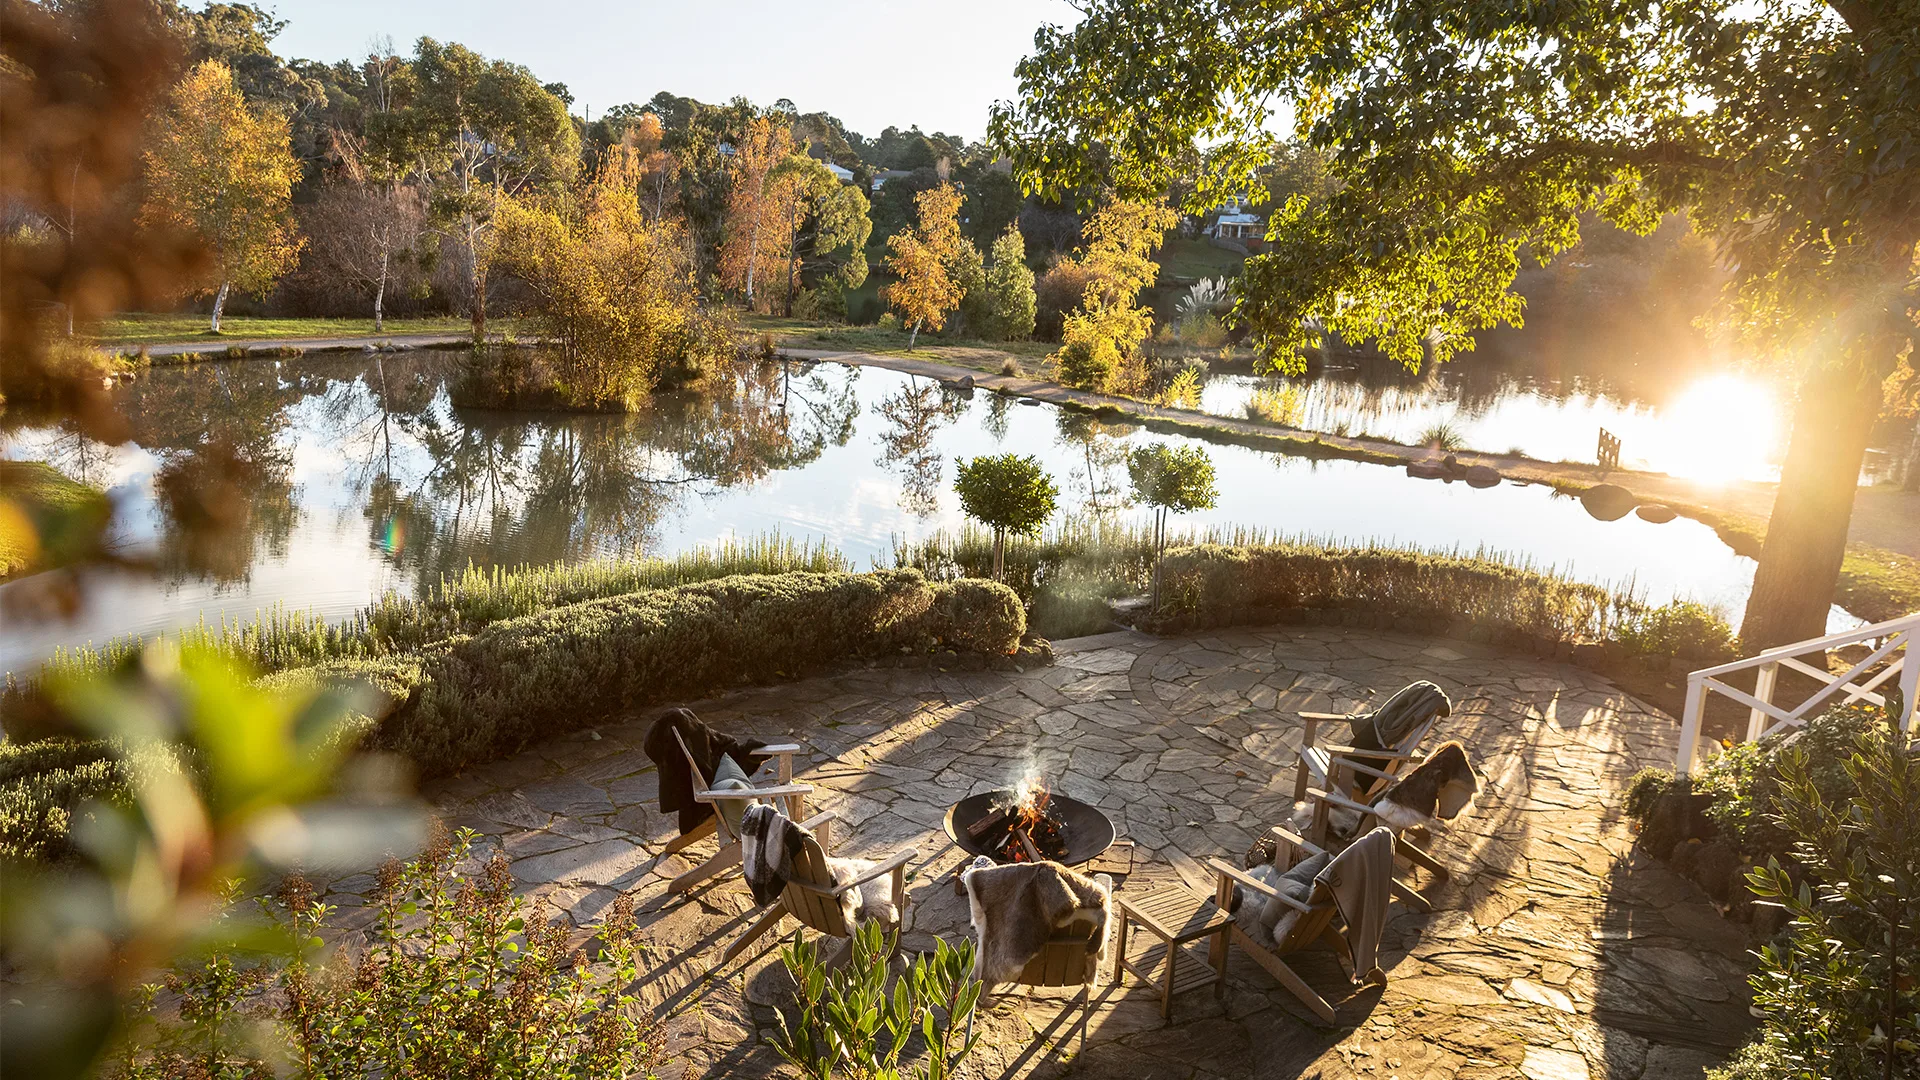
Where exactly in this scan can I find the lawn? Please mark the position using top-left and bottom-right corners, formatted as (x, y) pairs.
(743, 316), (1057, 373)
(0, 460), (110, 580)
(91, 314), (482, 347)
(1156, 236), (1247, 282)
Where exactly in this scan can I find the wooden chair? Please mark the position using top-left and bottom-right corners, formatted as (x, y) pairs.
(1207, 825), (1354, 1024)
(663, 728), (812, 893)
(718, 809), (916, 967)
(1302, 785), (1448, 910)
(1293, 708), (1440, 803)
(979, 877), (1112, 1056)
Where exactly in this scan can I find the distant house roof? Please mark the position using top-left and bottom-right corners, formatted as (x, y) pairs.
(824, 163), (854, 183)
(1215, 213), (1262, 225)
(870, 169), (914, 190)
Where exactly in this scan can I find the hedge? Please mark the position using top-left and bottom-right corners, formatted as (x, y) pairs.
(3, 570), (1023, 859)
(366, 570), (1021, 777)
(1147, 543), (1634, 644)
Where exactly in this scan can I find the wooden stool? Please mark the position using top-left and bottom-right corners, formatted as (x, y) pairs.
(1113, 884), (1231, 1019)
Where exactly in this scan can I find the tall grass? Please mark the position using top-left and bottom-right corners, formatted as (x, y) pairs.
(895, 516), (1653, 644)
(1417, 419), (1467, 451)
(7, 533), (851, 690)
(1245, 383), (1304, 425)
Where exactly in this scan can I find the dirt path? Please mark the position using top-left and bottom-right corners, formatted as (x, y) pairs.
(784, 347), (1920, 560)
(123, 332), (481, 357)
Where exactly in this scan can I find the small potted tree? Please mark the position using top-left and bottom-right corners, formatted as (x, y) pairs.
(1128, 443), (1218, 609)
(954, 453), (1059, 581)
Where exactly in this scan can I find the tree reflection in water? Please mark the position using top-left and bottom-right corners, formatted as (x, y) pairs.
(872, 375), (970, 517)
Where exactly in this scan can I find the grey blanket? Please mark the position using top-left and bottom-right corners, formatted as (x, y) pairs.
(1319, 826), (1394, 982)
(1350, 681), (1451, 752)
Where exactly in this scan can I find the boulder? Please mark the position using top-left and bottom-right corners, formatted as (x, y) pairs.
(1580, 483), (1638, 521)
(1635, 503), (1678, 524)
(1465, 464), (1502, 488)
(1407, 461), (1447, 480)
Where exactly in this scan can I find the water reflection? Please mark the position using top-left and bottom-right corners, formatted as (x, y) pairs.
(1196, 358), (1896, 485)
(0, 350), (1852, 675)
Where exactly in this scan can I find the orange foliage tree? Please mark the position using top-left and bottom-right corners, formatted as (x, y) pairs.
(140, 61), (303, 333)
(719, 116), (805, 310)
(883, 183), (968, 348)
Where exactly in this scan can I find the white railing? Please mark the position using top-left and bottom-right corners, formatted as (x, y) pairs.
(1674, 612), (1918, 776)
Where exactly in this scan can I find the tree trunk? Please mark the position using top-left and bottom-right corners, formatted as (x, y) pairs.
(1739, 368), (1884, 649)
(783, 191), (805, 318)
(1903, 417), (1919, 493)
(1152, 507), (1165, 611)
(908, 320), (921, 349)
(745, 201), (764, 306)
(210, 281), (230, 334)
(374, 248), (388, 333)
(993, 530), (1005, 581)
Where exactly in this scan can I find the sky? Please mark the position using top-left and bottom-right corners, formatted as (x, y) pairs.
(266, 0), (1080, 142)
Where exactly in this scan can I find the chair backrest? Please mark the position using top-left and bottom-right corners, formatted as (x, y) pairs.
(781, 829), (854, 937)
(1013, 923), (1101, 987)
(1345, 712), (1439, 802)
(675, 726), (738, 843)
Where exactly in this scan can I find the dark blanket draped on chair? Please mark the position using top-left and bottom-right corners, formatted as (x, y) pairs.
(642, 708), (771, 834)
(1346, 681), (1451, 772)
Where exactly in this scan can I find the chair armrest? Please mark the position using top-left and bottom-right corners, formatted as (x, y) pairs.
(1269, 824), (1324, 857)
(693, 782), (814, 803)
(797, 809), (838, 832)
(1208, 858), (1312, 913)
(759, 743), (804, 756)
(791, 848), (918, 896)
(1330, 759), (1399, 784)
(1297, 712), (1351, 721)
(1321, 743), (1421, 760)
(1304, 786), (1377, 817)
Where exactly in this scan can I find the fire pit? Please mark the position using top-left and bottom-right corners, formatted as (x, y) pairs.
(944, 780), (1116, 867)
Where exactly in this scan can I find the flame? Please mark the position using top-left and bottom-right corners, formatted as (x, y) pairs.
(1012, 774), (1051, 829)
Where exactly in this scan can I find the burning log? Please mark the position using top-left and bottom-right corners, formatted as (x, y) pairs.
(966, 805), (1013, 841)
(1014, 828), (1044, 864)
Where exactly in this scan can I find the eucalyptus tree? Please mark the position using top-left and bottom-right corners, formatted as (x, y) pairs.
(991, 0), (1920, 647)
(407, 38), (577, 340)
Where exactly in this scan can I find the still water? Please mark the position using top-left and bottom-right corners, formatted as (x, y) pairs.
(1196, 361), (1906, 485)
(0, 351), (1830, 676)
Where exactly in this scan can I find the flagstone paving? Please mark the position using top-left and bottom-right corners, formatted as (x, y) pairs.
(325, 626), (1754, 1078)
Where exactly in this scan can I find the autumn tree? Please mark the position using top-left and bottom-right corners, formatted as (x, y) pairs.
(992, 0), (1920, 647)
(491, 150), (727, 408)
(141, 60), (303, 333)
(884, 183), (968, 348)
(409, 38), (577, 341)
(1044, 199), (1176, 392)
(720, 116), (804, 310)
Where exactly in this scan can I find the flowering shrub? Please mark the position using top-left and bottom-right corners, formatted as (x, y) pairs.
(107, 825), (665, 1080)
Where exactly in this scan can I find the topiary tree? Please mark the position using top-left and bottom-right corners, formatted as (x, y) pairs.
(1128, 443), (1217, 608)
(953, 453), (1059, 581)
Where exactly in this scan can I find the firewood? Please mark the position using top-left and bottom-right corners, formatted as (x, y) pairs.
(966, 806), (1012, 841)
(1015, 828), (1043, 864)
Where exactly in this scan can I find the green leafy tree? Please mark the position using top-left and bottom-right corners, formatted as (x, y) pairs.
(982, 225), (1037, 341)
(1734, 726), (1919, 1080)
(779, 156), (872, 315)
(990, 0), (1920, 649)
(408, 37), (578, 340)
(1128, 443), (1218, 607)
(954, 453), (1059, 580)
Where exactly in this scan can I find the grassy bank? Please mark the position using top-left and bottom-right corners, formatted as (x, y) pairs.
(1706, 515), (1920, 625)
(0, 461), (112, 582)
(90, 314), (487, 347)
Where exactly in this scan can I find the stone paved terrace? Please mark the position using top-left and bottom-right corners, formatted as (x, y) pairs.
(329, 627), (1757, 1079)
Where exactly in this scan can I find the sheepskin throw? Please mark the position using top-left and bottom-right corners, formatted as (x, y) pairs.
(1374, 740), (1479, 832)
(961, 857), (1112, 984)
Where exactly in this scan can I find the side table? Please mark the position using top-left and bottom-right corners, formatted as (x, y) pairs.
(1113, 884), (1231, 1019)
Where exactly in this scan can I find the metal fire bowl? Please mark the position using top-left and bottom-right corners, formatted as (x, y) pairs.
(944, 788), (1117, 867)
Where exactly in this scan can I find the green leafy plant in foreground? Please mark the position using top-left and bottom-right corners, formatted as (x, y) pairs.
(1722, 726), (1920, 1080)
(770, 920), (982, 1080)
(108, 826), (665, 1080)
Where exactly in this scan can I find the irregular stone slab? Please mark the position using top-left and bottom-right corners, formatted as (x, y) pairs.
(509, 837), (649, 886)
(1522, 1045), (1591, 1080)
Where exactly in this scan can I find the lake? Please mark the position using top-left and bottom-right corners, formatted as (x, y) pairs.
(0, 350), (1856, 676)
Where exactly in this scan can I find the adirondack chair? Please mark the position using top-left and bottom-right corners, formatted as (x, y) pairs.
(978, 873), (1112, 1056)
(1207, 825), (1354, 1025)
(663, 727), (812, 894)
(717, 808), (916, 967)
(1302, 784), (1449, 910)
(1292, 707), (1441, 804)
